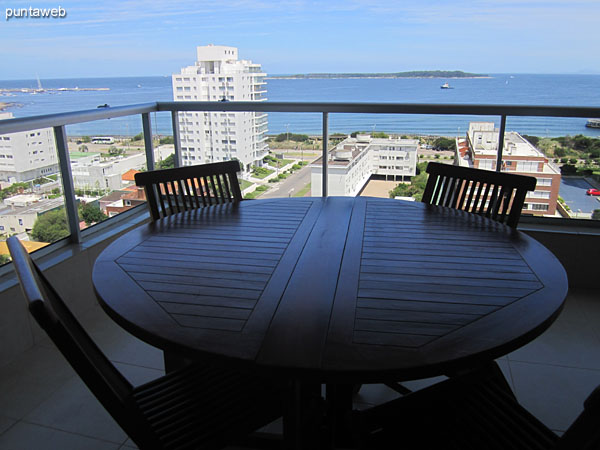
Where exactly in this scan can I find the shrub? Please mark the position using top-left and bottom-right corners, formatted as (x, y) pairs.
(560, 164), (577, 175)
(569, 158), (578, 164)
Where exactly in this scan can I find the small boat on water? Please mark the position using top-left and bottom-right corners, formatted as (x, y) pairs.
(441, 82), (452, 89)
(586, 119), (600, 129)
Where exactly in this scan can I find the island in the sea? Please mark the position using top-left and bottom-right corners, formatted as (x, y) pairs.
(270, 70), (488, 79)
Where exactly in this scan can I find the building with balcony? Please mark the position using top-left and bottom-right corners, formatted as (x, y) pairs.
(311, 134), (419, 196)
(457, 122), (561, 216)
(0, 112), (58, 183)
(172, 45), (269, 173)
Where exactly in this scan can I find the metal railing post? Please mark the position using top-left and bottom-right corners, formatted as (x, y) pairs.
(322, 112), (329, 197)
(142, 113), (155, 171)
(496, 115), (507, 172)
(53, 126), (81, 243)
(171, 111), (182, 168)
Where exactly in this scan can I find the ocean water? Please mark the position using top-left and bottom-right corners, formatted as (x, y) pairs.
(1, 74), (599, 138)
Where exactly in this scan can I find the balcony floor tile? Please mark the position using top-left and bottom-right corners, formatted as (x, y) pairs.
(509, 360), (600, 432)
(0, 421), (120, 450)
(0, 288), (597, 447)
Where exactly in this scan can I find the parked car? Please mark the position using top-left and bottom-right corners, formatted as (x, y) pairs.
(586, 188), (600, 196)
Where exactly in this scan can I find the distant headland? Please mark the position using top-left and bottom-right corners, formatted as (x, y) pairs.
(269, 70), (489, 79)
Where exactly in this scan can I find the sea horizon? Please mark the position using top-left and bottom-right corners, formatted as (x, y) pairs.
(1, 74), (600, 138)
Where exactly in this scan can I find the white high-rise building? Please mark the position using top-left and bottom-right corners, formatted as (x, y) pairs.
(0, 112), (59, 183)
(172, 45), (268, 173)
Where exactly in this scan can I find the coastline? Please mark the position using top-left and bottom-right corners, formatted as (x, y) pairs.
(267, 76), (492, 80)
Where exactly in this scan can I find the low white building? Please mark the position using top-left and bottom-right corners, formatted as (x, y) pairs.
(311, 134), (419, 196)
(0, 196), (64, 235)
(0, 112), (59, 182)
(70, 146), (173, 191)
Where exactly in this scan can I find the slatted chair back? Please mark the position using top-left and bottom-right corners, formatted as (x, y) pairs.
(7, 237), (151, 445)
(422, 162), (537, 228)
(135, 160), (243, 221)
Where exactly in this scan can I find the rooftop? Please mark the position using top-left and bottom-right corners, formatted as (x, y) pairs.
(0, 197), (64, 216)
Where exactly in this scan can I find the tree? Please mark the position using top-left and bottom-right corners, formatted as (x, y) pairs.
(554, 147), (566, 157)
(159, 136), (174, 145)
(433, 137), (456, 151)
(560, 164), (577, 175)
(131, 132), (143, 142)
(157, 153), (175, 169)
(79, 203), (107, 225)
(0, 254), (11, 265)
(389, 164), (429, 201)
(592, 210), (600, 221)
(31, 209), (69, 243)
(372, 132), (389, 139)
(522, 135), (540, 147)
(81, 136), (91, 143)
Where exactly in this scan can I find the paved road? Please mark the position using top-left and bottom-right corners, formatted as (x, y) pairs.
(560, 178), (600, 214)
(260, 164), (312, 199)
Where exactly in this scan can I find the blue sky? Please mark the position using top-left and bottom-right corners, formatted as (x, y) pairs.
(1, 0), (599, 79)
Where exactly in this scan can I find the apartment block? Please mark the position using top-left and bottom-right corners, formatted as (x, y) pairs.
(172, 45), (268, 173)
(311, 134), (419, 196)
(457, 122), (561, 215)
(0, 112), (58, 182)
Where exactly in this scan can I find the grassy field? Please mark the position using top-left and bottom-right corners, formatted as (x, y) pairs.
(294, 183), (311, 197)
(239, 179), (253, 190)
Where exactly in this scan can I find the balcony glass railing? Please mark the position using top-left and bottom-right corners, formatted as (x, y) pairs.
(0, 101), (599, 259)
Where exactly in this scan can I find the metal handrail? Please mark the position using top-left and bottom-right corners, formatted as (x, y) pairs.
(1, 101), (600, 244)
(2, 102), (600, 134)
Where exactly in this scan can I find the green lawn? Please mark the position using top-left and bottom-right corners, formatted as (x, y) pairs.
(252, 168), (275, 179)
(267, 158), (294, 168)
(294, 183), (311, 197)
(239, 179), (253, 190)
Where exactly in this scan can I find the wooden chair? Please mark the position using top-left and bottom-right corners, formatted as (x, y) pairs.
(135, 160), (243, 221)
(355, 364), (600, 450)
(422, 162), (537, 228)
(8, 236), (283, 450)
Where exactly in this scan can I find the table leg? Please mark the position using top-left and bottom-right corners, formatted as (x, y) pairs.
(326, 383), (355, 448)
(283, 380), (326, 449)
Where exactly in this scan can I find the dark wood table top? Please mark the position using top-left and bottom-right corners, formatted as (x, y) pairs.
(93, 197), (568, 383)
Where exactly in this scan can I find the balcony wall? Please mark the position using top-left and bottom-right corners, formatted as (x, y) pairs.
(0, 215), (148, 366)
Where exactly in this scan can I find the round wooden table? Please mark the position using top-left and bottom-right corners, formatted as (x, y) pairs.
(94, 196), (567, 381)
(93, 197), (568, 446)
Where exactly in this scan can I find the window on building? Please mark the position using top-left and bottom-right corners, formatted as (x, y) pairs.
(531, 204), (549, 211)
(530, 191), (551, 199)
(538, 178), (552, 186)
(517, 161), (539, 172)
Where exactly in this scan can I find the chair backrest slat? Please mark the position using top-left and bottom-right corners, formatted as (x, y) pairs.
(423, 162), (537, 228)
(135, 161), (243, 220)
